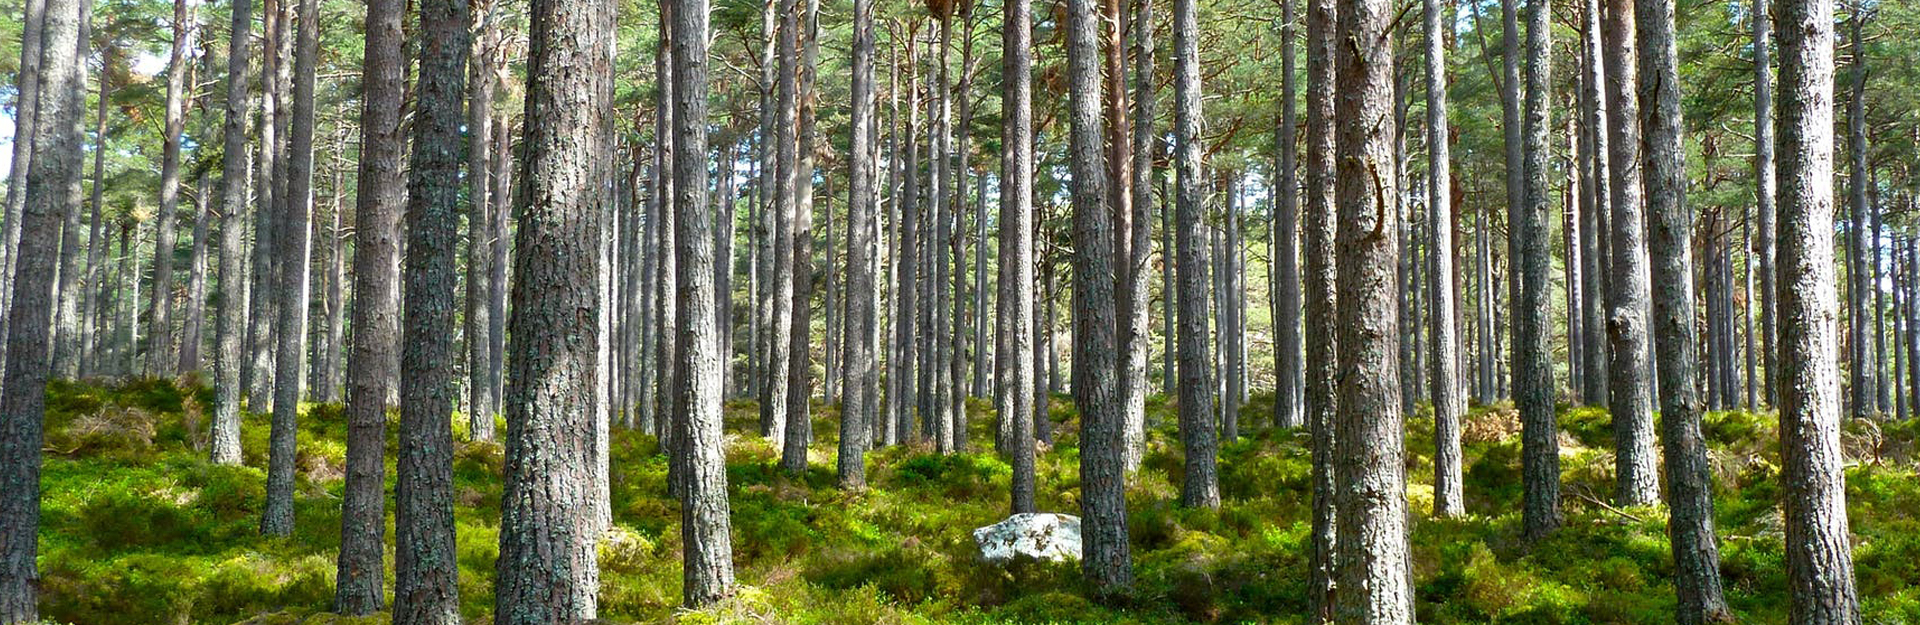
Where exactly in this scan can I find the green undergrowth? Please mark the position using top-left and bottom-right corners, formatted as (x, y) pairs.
(32, 378), (1920, 623)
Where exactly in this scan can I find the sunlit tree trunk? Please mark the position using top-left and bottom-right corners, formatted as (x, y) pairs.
(1424, 0), (1461, 518)
(1602, 0), (1661, 507)
(1001, 0), (1037, 511)
(1173, 0), (1219, 509)
(1303, 0), (1339, 614)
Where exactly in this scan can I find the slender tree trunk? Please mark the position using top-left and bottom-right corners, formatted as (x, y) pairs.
(493, 0), (612, 614)
(1001, 0), (1036, 511)
(1304, 0), (1339, 613)
(52, 56), (102, 380)
(1602, 0), (1661, 506)
(1113, 0), (1149, 473)
(1068, 0), (1133, 592)
(1641, 0), (1730, 614)
(148, 0), (197, 375)
(210, 0), (256, 469)
(0, 0), (87, 614)
(246, 0), (285, 403)
(1775, 0), (1861, 618)
(1845, 8), (1870, 420)
(466, 0), (498, 441)
(327, 0), (400, 608)
(782, 0), (820, 471)
(1753, 0), (1776, 407)
(1425, 0), (1462, 518)
(1333, 0), (1412, 616)
(1173, 0), (1219, 509)
(180, 174), (212, 373)
(762, 0), (800, 446)
(261, 0), (320, 539)
(1579, 0), (1610, 406)
(842, 0), (880, 489)
(1273, 0), (1302, 431)
(0, 0), (48, 362)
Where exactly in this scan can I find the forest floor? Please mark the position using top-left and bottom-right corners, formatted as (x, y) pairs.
(29, 377), (1920, 624)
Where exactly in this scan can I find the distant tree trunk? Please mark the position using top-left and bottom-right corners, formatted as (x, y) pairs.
(841, 0), (879, 490)
(1641, 0), (1731, 615)
(1224, 180), (1245, 441)
(1001, 0), (1037, 512)
(1844, 8), (1870, 420)
(1303, 0), (1339, 613)
(1173, 0), (1219, 509)
(1775, 0), (1861, 619)
(0, 0), (86, 615)
(1752, 0), (1776, 408)
(1578, 0), (1610, 407)
(716, 142), (737, 398)
(246, 0), (287, 403)
(262, 0), (320, 539)
(0, 0), (47, 359)
(1333, 0), (1412, 616)
(1114, 0), (1149, 473)
(892, 30), (921, 445)
(493, 0), (611, 615)
(1602, 0), (1661, 507)
(762, 0), (800, 446)
(488, 115), (511, 417)
(391, 0), (468, 614)
(148, 0), (198, 375)
(1068, 0), (1133, 592)
(466, 0), (498, 441)
(653, 9), (679, 460)
(52, 57), (102, 379)
(1272, 0), (1302, 431)
(1425, 0), (1462, 519)
(180, 174), (212, 373)
(1514, 0), (1559, 543)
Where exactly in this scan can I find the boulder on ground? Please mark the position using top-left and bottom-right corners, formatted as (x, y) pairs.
(972, 512), (1082, 564)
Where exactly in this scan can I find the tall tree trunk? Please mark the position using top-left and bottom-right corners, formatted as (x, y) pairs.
(762, 0), (800, 446)
(1602, 0), (1661, 507)
(1304, 0), (1339, 613)
(1068, 0), (1133, 592)
(1641, 0), (1730, 614)
(488, 115), (512, 420)
(1579, 0), (1610, 406)
(782, 0), (820, 471)
(1425, 0), (1462, 518)
(1333, 0), (1412, 616)
(466, 0), (498, 441)
(1753, 0), (1776, 407)
(262, 0), (321, 538)
(841, 0), (879, 490)
(332, 0), (402, 597)
(493, 0), (612, 613)
(1845, 8), (1870, 420)
(0, 0), (86, 615)
(1515, 0), (1559, 543)
(148, 0), (198, 375)
(893, 30), (921, 445)
(1273, 0), (1302, 431)
(210, 0), (256, 469)
(1775, 0), (1861, 618)
(52, 51), (103, 380)
(1113, 0), (1148, 473)
(1173, 0), (1219, 509)
(392, 0), (469, 615)
(246, 0), (287, 403)
(1000, 0), (1037, 512)
(0, 0), (47, 361)
(670, 0), (737, 601)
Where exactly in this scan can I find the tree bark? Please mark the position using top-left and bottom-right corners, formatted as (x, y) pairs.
(1272, 0), (1302, 431)
(1068, 0), (1133, 592)
(0, 0), (47, 360)
(1775, 0), (1861, 618)
(781, 0), (820, 472)
(1515, 0), (1559, 542)
(1602, 0), (1661, 507)
(210, 0), (256, 469)
(148, 0), (198, 375)
(1845, 8), (1870, 420)
(1753, 0), (1776, 408)
(1304, 0), (1339, 613)
(1173, 0), (1219, 509)
(1425, 0), (1462, 518)
(1001, 0), (1037, 512)
(180, 173), (212, 373)
(0, 0), (86, 615)
(841, 0), (879, 491)
(466, 0), (498, 440)
(1579, 0), (1610, 407)
(493, 0), (611, 615)
(260, 0), (319, 538)
(762, 0), (800, 446)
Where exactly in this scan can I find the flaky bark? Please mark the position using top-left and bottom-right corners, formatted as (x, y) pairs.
(840, 0), (879, 491)
(1516, 0), (1559, 541)
(1303, 0), (1338, 614)
(1775, 0), (1860, 620)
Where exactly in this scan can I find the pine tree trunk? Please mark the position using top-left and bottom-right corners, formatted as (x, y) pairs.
(1333, 0), (1412, 616)
(51, 62), (100, 379)
(1001, 0), (1037, 512)
(762, 0), (800, 446)
(1775, 0), (1861, 618)
(1641, 0), (1730, 614)
(391, 0), (468, 615)
(246, 0), (287, 403)
(1113, 0), (1149, 473)
(1068, 0), (1133, 592)
(1753, 0), (1776, 408)
(1579, 0), (1611, 406)
(262, 0), (321, 539)
(0, 0), (86, 614)
(1515, 0), (1559, 542)
(0, 0), (47, 358)
(1602, 0), (1661, 506)
(1845, 10), (1870, 420)
(210, 0), (256, 470)
(180, 173), (212, 373)
(1173, 0), (1219, 508)
(781, 0), (820, 471)
(841, 0), (879, 490)
(1304, 0), (1339, 613)
(1425, 0), (1463, 518)
(1273, 0), (1302, 431)
(148, 0), (197, 375)
(466, 0), (498, 441)
(494, 0), (612, 615)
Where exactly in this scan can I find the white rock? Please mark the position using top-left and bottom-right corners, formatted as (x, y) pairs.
(972, 513), (1083, 564)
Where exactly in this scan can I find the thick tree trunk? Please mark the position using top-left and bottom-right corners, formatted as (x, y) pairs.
(246, 0), (288, 403)
(0, 0), (86, 615)
(1303, 0), (1338, 614)
(493, 0), (612, 614)
(0, 0), (47, 359)
(1775, 0), (1861, 619)
(1602, 0), (1661, 507)
(1173, 0), (1219, 509)
(1333, 0), (1413, 616)
(1068, 0), (1133, 592)
(781, 0), (820, 471)
(1114, 0), (1149, 472)
(1641, 0), (1731, 615)
(52, 60), (101, 379)
(392, 0), (469, 616)
(210, 0), (256, 469)
(1425, 0), (1462, 518)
